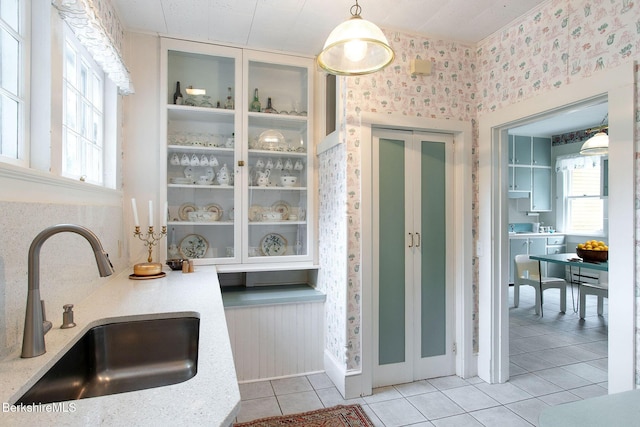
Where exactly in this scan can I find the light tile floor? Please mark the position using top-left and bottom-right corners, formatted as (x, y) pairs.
(234, 284), (608, 426)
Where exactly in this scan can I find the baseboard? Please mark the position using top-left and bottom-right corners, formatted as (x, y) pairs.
(323, 350), (367, 399)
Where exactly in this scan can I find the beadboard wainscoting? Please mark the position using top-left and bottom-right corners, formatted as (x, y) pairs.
(225, 301), (325, 382)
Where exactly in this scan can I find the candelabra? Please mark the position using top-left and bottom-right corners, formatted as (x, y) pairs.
(132, 225), (167, 277)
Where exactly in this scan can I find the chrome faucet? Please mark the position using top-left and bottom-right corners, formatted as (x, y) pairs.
(21, 224), (114, 358)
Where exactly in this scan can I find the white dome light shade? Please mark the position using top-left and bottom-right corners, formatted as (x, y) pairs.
(580, 132), (609, 155)
(317, 15), (395, 76)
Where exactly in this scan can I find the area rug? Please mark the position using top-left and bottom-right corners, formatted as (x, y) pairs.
(233, 404), (374, 427)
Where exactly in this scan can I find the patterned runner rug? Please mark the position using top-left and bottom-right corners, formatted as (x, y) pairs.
(233, 404), (374, 427)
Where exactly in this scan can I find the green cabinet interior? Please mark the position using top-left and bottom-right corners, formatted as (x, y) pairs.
(508, 134), (552, 211)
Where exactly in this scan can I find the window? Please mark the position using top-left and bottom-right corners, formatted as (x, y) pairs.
(0, 0), (25, 162)
(562, 156), (605, 234)
(62, 29), (105, 185)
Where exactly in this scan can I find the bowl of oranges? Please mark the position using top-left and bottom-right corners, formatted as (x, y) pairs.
(576, 240), (608, 262)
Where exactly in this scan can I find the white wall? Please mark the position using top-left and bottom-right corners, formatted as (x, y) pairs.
(121, 33), (163, 265)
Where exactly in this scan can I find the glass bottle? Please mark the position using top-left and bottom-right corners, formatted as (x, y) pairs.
(224, 87), (234, 110)
(250, 88), (261, 112)
(173, 81), (183, 105)
(264, 97), (276, 114)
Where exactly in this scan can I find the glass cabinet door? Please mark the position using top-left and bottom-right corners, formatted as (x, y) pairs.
(244, 54), (313, 262)
(162, 40), (242, 263)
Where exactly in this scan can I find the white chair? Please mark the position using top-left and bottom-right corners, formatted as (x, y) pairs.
(514, 254), (567, 316)
(579, 282), (608, 319)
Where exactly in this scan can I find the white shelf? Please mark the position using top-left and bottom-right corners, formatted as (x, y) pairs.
(249, 221), (306, 226)
(168, 184), (235, 189)
(169, 221), (234, 226)
(248, 149), (307, 157)
(248, 186), (307, 191)
(168, 104), (235, 121)
(168, 145), (235, 153)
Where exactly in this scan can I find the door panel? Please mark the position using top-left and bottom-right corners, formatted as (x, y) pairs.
(378, 137), (406, 365)
(420, 141), (446, 358)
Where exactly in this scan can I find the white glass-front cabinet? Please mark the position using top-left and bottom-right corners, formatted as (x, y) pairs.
(160, 39), (314, 268)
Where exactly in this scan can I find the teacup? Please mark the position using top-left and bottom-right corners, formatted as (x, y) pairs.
(280, 176), (297, 187)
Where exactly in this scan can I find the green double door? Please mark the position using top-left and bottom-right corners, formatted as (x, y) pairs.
(372, 129), (455, 387)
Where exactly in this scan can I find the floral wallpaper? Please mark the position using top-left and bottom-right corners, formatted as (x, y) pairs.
(319, 31), (479, 371)
(317, 143), (348, 365)
(320, 0), (640, 380)
(476, 0), (639, 113)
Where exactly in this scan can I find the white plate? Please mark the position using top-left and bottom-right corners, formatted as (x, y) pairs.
(179, 234), (208, 258)
(271, 200), (290, 220)
(260, 233), (287, 256)
(204, 203), (224, 221)
(178, 203), (197, 221)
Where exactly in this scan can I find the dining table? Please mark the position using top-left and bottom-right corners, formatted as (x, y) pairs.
(528, 252), (608, 314)
(529, 252), (608, 272)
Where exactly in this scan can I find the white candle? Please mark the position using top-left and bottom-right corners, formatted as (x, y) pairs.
(163, 201), (168, 227)
(131, 198), (140, 227)
(148, 200), (154, 228)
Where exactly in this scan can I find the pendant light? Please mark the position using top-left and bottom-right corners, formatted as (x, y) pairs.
(580, 114), (608, 155)
(317, 0), (395, 76)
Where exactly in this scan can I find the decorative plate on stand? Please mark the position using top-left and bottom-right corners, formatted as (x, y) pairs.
(179, 234), (209, 258)
(271, 200), (290, 220)
(178, 203), (197, 221)
(260, 233), (287, 256)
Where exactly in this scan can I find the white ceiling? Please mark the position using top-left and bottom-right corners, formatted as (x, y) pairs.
(112, 0), (548, 56)
(113, 0), (606, 135)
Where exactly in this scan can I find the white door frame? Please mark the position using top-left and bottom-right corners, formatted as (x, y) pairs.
(371, 130), (456, 387)
(477, 63), (636, 392)
(360, 113), (474, 397)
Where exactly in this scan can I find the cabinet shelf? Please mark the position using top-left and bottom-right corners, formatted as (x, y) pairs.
(248, 149), (306, 157)
(248, 186), (307, 191)
(168, 104), (235, 121)
(168, 221), (234, 226)
(168, 145), (234, 154)
(249, 221), (306, 226)
(168, 184), (235, 189)
(248, 112), (307, 132)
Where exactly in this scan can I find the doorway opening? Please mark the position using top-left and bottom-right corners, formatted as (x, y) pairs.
(478, 63), (635, 393)
(505, 100), (609, 392)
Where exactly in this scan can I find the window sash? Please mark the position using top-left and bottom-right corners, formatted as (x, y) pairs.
(563, 165), (604, 234)
(62, 30), (104, 185)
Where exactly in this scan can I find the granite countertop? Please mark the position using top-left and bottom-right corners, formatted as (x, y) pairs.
(0, 266), (240, 426)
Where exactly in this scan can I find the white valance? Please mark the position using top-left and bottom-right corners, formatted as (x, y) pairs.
(52, 0), (134, 95)
(555, 154), (601, 172)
